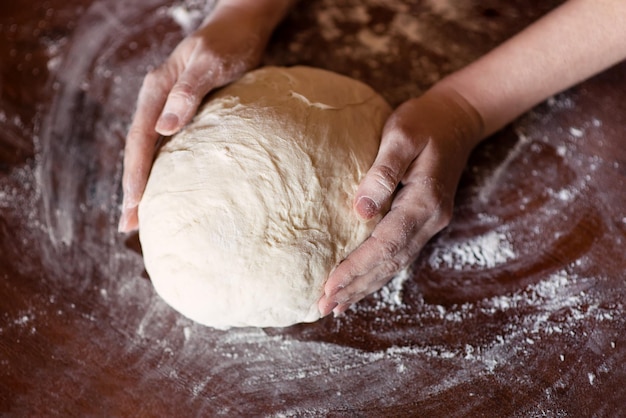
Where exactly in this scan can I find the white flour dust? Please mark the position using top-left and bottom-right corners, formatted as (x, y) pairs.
(369, 266), (412, 311)
(428, 229), (516, 270)
(165, 0), (214, 34)
(294, 0), (493, 99)
(3, 1), (623, 415)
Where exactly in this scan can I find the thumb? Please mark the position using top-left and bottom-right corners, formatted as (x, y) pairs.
(155, 63), (217, 136)
(355, 99), (434, 220)
(354, 132), (418, 220)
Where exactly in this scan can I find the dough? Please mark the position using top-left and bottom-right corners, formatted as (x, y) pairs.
(138, 66), (391, 328)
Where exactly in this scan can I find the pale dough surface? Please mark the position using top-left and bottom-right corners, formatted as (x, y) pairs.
(138, 66), (391, 328)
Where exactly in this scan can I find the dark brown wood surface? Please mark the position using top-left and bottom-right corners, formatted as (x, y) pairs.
(2, 0), (625, 416)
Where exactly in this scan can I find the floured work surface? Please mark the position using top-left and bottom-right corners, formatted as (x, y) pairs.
(1, 0), (626, 415)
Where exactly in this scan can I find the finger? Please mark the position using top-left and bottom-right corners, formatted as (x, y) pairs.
(319, 207), (414, 316)
(330, 258), (408, 316)
(330, 267), (393, 316)
(318, 294), (338, 318)
(155, 50), (220, 135)
(320, 176), (453, 316)
(321, 235), (415, 317)
(319, 239), (405, 317)
(354, 112), (427, 221)
(119, 66), (173, 232)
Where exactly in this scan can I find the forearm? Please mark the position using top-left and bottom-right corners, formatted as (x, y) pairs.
(432, 0), (626, 139)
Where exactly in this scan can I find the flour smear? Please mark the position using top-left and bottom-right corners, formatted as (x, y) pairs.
(1, 0), (623, 415)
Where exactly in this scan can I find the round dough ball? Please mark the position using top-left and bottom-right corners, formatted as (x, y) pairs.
(138, 66), (391, 328)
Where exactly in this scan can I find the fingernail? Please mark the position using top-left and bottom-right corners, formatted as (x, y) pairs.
(355, 196), (377, 220)
(156, 112), (179, 135)
(323, 302), (338, 317)
(319, 293), (338, 317)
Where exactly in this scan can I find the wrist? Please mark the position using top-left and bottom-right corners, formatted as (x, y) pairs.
(423, 82), (486, 148)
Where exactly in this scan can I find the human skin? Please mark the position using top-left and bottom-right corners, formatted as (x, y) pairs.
(320, 0), (626, 316)
(119, 0), (295, 232)
(119, 0), (626, 318)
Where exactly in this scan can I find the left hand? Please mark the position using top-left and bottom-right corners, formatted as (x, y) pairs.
(318, 89), (484, 316)
(119, 1), (287, 232)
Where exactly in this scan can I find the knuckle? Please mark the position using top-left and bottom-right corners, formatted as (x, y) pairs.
(170, 81), (198, 102)
(434, 204), (453, 230)
(371, 164), (400, 194)
(418, 176), (453, 230)
(372, 234), (402, 259)
(395, 125), (416, 146)
(385, 116), (422, 152)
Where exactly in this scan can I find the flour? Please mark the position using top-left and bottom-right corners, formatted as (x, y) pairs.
(428, 229), (516, 270)
(4, 0), (624, 415)
(304, 0), (483, 98)
(316, 8), (343, 41)
(569, 127), (584, 138)
(166, 0), (214, 34)
(356, 28), (391, 54)
(367, 266), (412, 311)
(390, 13), (423, 43)
(551, 187), (576, 202)
(343, 265), (609, 378)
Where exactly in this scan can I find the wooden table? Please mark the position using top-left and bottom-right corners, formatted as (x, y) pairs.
(2, 0), (625, 415)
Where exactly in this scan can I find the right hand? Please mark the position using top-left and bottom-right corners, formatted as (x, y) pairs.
(119, 5), (274, 232)
(319, 89), (484, 316)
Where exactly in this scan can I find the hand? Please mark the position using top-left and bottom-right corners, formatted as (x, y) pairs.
(119, 3), (281, 232)
(318, 89), (484, 316)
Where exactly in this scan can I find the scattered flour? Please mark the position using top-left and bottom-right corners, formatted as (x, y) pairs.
(3, 1), (623, 415)
(356, 28), (390, 54)
(569, 127), (584, 138)
(166, 3), (208, 34)
(425, 0), (461, 21)
(370, 266), (412, 311)
(428, 230), (515, 270)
